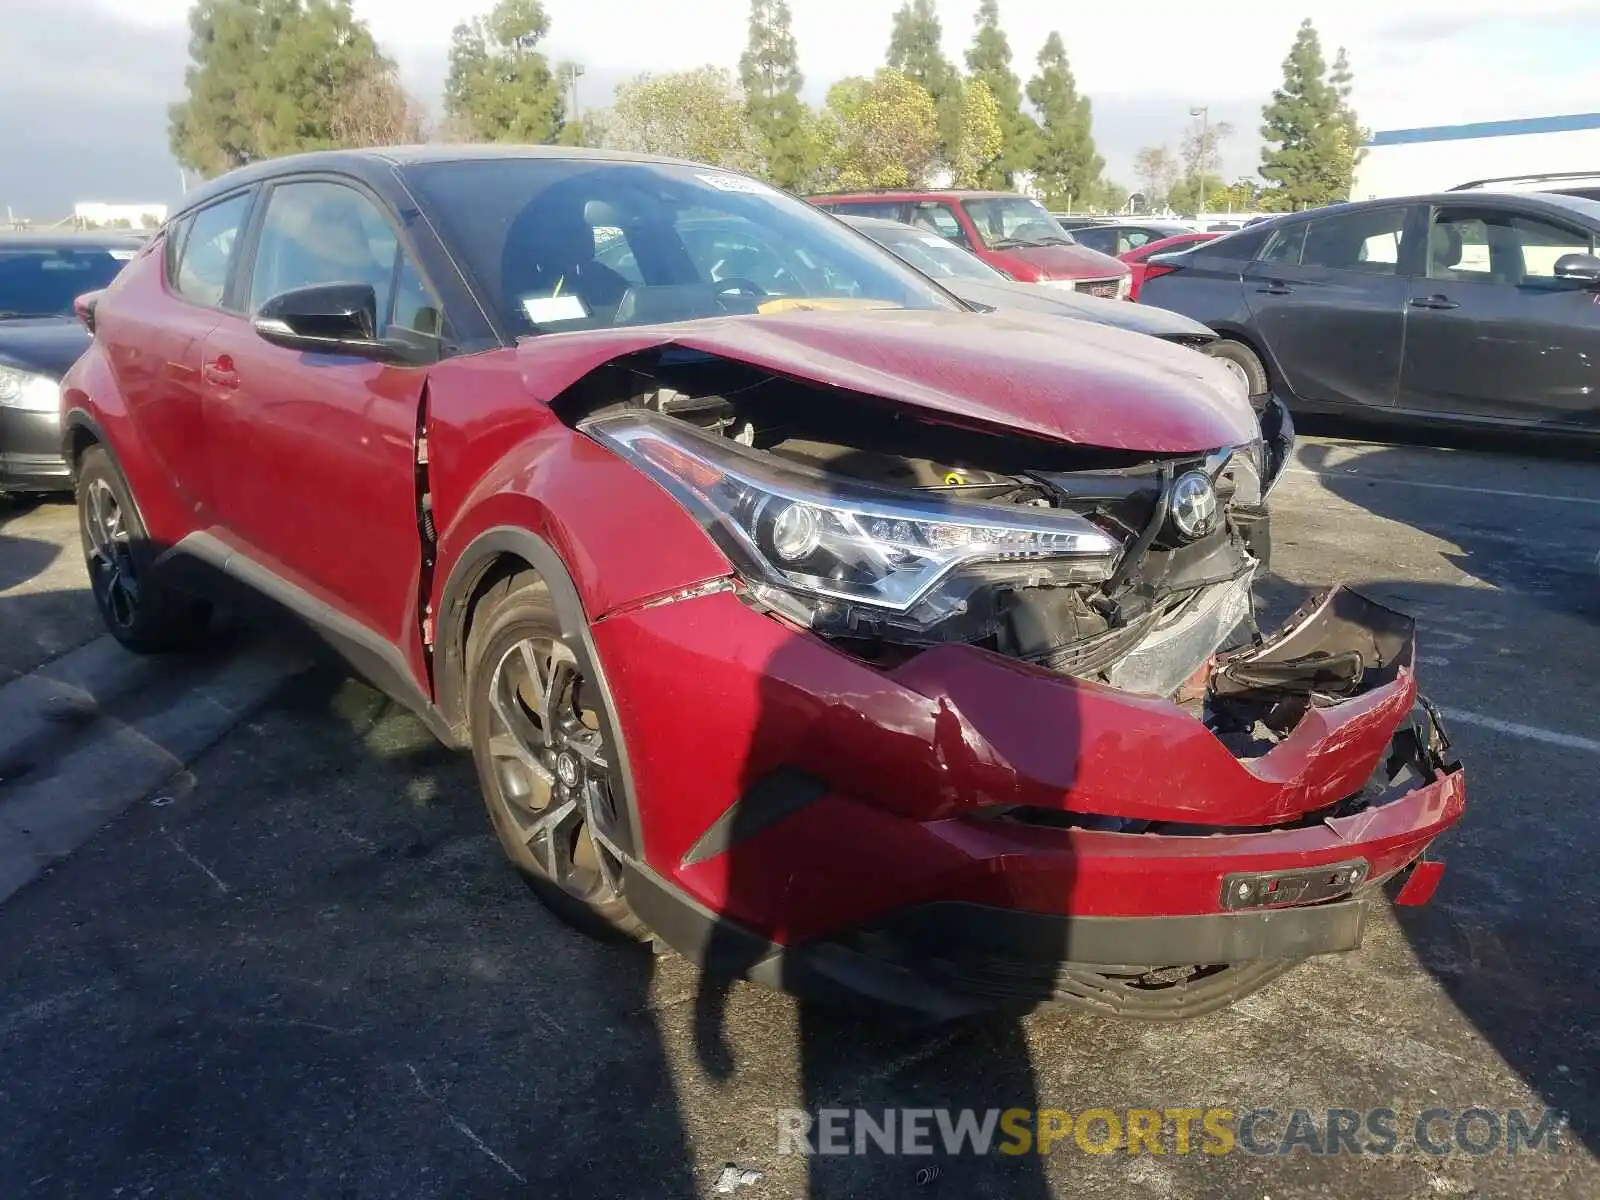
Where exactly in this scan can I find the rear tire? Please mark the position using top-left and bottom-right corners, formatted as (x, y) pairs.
(465, 570), (646, 942)
(1206, 338), (1271, 399)
(75, 445), (211, 653)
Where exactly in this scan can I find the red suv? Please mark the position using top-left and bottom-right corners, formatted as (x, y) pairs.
(811, 189), (1132, 297)
(61, 148), (1464, 1019)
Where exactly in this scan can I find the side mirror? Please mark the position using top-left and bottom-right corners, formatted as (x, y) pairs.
(1553, 253), (1600, 285)
(252, 283), (435, 363)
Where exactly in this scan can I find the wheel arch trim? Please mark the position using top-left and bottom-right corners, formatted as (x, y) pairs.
(437, 525), (643, 861)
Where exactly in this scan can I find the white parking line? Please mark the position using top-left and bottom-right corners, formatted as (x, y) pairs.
(1284, 467), (1600, 507)
(1441, 708), (1600, 754)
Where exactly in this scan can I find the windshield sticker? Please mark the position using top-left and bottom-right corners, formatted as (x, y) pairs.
(696, 172), (775, 196)
(109, 250), (138, 261)
(522, 294), (589, 324)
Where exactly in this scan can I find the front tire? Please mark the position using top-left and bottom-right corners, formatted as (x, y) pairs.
(76, 445), (211, 653)
(465, 570), (646, 941)
(1206, 338), (1271, 400)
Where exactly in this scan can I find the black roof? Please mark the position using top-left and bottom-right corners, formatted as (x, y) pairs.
(175, 144), (716, 219)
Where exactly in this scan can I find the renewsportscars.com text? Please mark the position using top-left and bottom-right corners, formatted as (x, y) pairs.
(776, 1106), (1566, 1158)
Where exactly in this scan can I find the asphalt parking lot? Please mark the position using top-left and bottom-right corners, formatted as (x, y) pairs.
(1, 429), (1596, 1199)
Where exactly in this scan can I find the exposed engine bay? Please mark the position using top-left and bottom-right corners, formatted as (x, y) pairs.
(569, 349), (1294, 712)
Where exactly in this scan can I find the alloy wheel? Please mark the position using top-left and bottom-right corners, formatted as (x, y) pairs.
(484, 635), (621, 902)
(1217, 357), (1252, 391)
(83, 477), (139, 629)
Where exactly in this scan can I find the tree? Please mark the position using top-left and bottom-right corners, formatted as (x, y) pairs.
(1026, 32), (1101, 209)
(887, 0), (963, 165)
(824, 69), (938, 191)
(949, 79), (1003, 188)
(964, 0), (1036, 185)
(1327, 46), (1367, 199)
(444, 0), (565, 144)
(739, 0), (811, 190)
(1258, 18), (1348, 210)
(1180, 116), (1233, 214)
(604, 67), (759, 170)
(169, 0), (398, 176)
(1132, 145), (1179, 208)
(330, 62), (427, 147)
(1166, 173), (1226, 215)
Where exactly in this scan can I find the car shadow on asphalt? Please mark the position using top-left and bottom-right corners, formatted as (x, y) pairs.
(0, 530), (61, 592)
(687, 617), (1074, 1198)
(1268, 434), (1600, 1159)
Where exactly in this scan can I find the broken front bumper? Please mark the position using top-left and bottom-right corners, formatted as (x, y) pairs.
(595, 580), (1465, 1008)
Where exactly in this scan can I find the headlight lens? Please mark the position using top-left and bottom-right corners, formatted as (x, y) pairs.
(584, 411), (1123, 637)
(1116, 274), (1132, 300)
(0, 367), (60, 413)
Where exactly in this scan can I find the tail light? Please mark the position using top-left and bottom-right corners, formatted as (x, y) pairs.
(1141, 264), (1178, 283)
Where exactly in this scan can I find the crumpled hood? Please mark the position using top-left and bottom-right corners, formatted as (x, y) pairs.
(517, 307), (1257, 454)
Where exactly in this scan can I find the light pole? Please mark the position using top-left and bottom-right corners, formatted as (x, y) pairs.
(1189, 105), (1209, 219)
(567, 63), (586, 140)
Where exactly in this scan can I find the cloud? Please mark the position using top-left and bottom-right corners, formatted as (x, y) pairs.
(13, 0), (1600, 215)
(0, 0), (188, 218)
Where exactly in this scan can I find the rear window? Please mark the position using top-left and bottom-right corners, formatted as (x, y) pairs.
(0, 246), (133, 318)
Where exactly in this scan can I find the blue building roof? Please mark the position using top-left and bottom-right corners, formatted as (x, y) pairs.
(1367, 113), (1600, 147)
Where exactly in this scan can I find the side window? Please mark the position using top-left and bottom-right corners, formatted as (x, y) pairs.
(910, 203), (972, 249)
(1426, 210), (1494, 281)
(247, 181), (403, 329)
(171, 193), (252, 308)
(391, 256), (443, 338)
(1258, 223), (1306, 265)
(1509, 214), (1594, 281)
(1300, 207), (1409, 274)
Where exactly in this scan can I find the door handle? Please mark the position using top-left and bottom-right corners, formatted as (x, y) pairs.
(1255, 281), (1293, 295)
(1410, 295), (1460, 310)
(202, 356), (239, 388)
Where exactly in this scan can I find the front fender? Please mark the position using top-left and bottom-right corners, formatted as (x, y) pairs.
(60, 347), (192, 547)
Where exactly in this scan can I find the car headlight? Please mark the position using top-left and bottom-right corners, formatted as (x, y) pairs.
(0, 367), (60, 414)
(1116, 274), (1132, 300)
(1036, 278), (1079, 291)
(584, 411), (1123, 638)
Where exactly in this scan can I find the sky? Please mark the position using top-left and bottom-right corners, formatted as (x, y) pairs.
(3, 0), (1599, 217)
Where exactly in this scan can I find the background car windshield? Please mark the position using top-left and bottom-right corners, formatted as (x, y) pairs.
(0, 246), (130, 317)
(861, 225), (1004, 282)
(960, 197), (1074, 248)
(402, 159), (960, 335)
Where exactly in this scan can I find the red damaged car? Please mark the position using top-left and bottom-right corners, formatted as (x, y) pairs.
(62, 148), (1464, 1019)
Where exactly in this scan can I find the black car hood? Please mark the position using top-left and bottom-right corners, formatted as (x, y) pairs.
(0, 318), (90, 378)
(942, 277), (1214, 341)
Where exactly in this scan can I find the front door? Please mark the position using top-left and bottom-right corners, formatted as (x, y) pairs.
(1398, 204), (1600, 427)
(1242, 204), (1417, 411)
(200, 177), (442, 659)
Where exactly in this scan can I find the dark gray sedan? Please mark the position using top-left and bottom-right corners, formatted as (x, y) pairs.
(1137, 191), (1600, 433)
(0, 233), (144, 494)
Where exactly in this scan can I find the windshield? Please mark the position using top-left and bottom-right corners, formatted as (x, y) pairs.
(0, 245), (132, 318)
(960, 197), (1075, 249)
(854, 223), (1005, 282)
(402, 159), (960, 335)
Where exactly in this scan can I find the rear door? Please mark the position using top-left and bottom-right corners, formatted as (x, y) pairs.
(1398, 204), (1600, 427)
(1242, 204), (1418, 410)
(200, 176), (439, 657)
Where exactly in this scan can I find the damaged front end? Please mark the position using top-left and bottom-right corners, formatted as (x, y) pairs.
(569, 350), (1463, 1017)
(578, 352), (1295, 705)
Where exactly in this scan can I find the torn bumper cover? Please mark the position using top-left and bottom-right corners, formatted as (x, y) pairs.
(597, 584), (1465, 1014)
